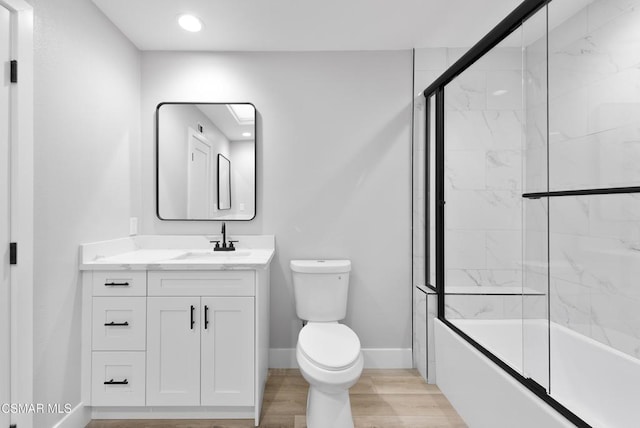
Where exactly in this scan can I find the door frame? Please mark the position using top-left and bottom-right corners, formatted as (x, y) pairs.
(186, 127), (213, 218)
(1, 0), (33, 427)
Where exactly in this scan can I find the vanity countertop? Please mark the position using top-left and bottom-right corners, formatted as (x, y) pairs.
(80, 235), (275, 271)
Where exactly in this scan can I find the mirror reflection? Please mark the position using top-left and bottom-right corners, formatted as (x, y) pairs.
(157, 103), (256, 220)
(217, 154), (231, 210)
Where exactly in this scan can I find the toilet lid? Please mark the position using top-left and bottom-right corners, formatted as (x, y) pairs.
(298, 323), (361, 371)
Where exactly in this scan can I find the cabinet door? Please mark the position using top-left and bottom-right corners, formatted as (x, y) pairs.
(146, 297), (200, 406)
(201, 297), (255, 406)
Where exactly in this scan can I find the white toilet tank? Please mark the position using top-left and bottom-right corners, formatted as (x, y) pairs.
(290, 260), (351, 322)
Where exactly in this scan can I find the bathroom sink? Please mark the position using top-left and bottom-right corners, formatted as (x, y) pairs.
(172, 250), (253, 261)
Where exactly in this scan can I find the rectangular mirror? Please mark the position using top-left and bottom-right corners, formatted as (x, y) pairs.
(156, 102), (256, 220)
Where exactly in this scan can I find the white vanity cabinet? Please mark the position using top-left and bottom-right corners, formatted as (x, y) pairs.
(146, 296), (254, 406)
(89, 272), (147, 407)
(145, 270), (255, 407)
(82, 261), (271, 425)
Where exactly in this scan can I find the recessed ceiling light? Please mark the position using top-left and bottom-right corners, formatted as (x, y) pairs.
(242, 132), (252, 137)
(178, 14), (203, 32)
(228, 104), (255, 125)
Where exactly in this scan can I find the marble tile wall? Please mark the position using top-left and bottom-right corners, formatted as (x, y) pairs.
(412, 46), (532, 380)
(413, 92), (426, 291)
(426, 293), (438, 384)
(443, 44), (525, 308)
(548, 0), (640, 191)
(444, 294), (542, 320)
(413, 48), (447, 383)
(412, 287), (427, 379)
(523, 14), (550, 328)
(545, 0), (640, 360)
(549, 194), (640, 359)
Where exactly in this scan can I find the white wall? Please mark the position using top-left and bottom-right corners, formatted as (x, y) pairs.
(29, 0), (140, 425)
(141, 51), (413, 353)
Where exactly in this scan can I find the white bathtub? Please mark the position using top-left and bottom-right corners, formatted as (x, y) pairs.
(437, 319), (640, 428)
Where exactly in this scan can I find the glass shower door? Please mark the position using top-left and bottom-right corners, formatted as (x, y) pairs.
(546, 0), (640, 425)
(442, 22), (538, 379)
(522, 4), (550, 391)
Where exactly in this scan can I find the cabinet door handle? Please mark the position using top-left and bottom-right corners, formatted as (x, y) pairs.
(104, 378), (128, 385)
(204, 305), (209, 330)
(104, 321), (129, 327)
(104, 282), (130, 287)
(190, 305), (195, 330)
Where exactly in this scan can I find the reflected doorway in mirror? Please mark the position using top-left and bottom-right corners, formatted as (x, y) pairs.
(218, 154), (231, 210)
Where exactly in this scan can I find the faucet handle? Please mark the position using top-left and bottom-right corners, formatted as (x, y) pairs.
(228, 240), (238, 250)
(209, 240), (220, 250)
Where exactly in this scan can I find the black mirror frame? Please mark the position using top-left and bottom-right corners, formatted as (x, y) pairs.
(155, 101), (257, 221)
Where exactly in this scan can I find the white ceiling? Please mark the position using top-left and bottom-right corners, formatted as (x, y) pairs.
(91, 0), (523, 51)
(197, 104), (254, 142)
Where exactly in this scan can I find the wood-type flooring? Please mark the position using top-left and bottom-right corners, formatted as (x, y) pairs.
(86, 369), (467, 428)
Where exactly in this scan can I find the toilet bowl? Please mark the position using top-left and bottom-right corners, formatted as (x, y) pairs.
(296, 322), (363, 428)
(290, 260), (363, 428)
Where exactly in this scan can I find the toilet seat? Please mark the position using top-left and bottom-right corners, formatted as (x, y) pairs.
(298, 323), (361, 371)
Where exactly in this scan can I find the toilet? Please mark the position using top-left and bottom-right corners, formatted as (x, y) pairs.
(290, 259), (363, 428)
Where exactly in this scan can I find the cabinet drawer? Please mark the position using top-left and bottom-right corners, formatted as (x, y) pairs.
(92, 271), (146, 296)
(92, 297), (146, 351)
(92, 351), (145, 406)
(148, 271), (255, 296)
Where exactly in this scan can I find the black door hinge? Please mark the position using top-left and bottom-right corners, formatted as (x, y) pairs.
(9, 242), (17, 265)
(10, 60), (17, 83)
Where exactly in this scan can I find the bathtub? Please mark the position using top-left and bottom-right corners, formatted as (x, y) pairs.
(435, 318), (640, 428)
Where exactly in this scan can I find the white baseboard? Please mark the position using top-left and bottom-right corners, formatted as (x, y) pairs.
(91, 406), (253, 420)
(269, 348), (413, 369)
(362, 348), (413, 368)
(51, 402), (91, 428)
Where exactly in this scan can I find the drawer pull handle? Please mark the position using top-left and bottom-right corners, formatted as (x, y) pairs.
(190, 305), (195, 330)
(204, 305), (209, 330)
(104, 321), (129, 327)
(104, 379), (128, 385)
(104, 282), (130, 287)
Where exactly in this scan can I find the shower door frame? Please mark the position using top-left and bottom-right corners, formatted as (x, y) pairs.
(422, 0), (591, 427)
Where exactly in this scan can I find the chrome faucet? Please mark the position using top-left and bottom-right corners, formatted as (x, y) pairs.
(211, 222), (237, 251)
